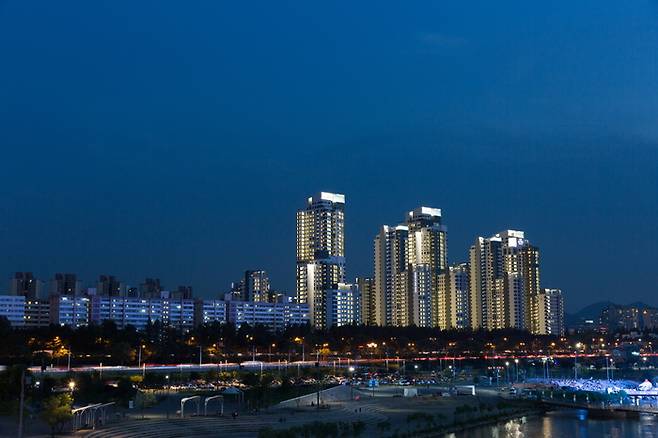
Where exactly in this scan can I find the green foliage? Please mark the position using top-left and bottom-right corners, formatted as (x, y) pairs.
(115, 377), (137, 406)
(258, 420), (355, 438)
(40, 393), (73, 437)
(351, 421), (366, 436)
(241, 372), (260, 387)
(376, 420), (391, 433)
(135, 390), (157, 408)
(0, 317), (598, 372)
(0, 366), (26, 413)
(406, 411), (434, 424)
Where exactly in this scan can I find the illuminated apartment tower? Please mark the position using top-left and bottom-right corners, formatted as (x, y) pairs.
(244, 270), (270, 302)
(326, 283), (361, 327)
(437, 263), (470, 330)
(536, 288), (564, 335)
(520, 245), (541, 333)
(470, 230), (539, 331)
(373, 225), (408, 326)
(406, 207), (448, 327)
(357, 277), (376, 325)
(470, 235), (504, 330)
(296, 192), (346, 329)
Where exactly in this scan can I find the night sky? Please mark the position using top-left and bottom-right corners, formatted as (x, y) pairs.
(1, 1), (657, 311)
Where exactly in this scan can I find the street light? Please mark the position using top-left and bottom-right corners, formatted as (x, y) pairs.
(348, 366), (355, 400)
(514, 359), (519, 383)
(505, 362), (510, 385)
(574, 343), (582, 380)
(165, 375), (170, 419)
(138, 344), (145, 368)
(68, 381), (76, 391)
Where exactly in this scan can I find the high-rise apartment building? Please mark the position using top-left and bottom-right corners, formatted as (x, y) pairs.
(296, 192), (346, 329)
(50, 273), (81, 296)
(536, 288), (565, 335)
(374, 225), (408, 326)
(392, 270), (411, 326)
(173, 286), (193, 299)
(356, 277), (376, 325)
(97, 275), (124, 297)
(10, 272), (44, 299)
(469, 230), (542, 332)
(372, 207), (447, 328)
(406, 207), (447, 327)
(139, 278), (163, 298)
(438, 263), (470, 330)
(505, 273), (525, 329)
(520, 245), (541, 332)
(243, 270), (270, 302)
(326, 283), (361, 327)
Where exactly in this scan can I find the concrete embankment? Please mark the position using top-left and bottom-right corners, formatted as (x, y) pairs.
(277, 385), (350, 409)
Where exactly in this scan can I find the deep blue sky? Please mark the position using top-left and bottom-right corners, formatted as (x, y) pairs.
(1, 1), (657, 311)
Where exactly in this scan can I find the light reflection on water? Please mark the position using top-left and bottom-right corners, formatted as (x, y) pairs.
(449, 409), (658, 438)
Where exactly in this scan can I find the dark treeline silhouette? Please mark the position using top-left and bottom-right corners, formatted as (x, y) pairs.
(0, 316), (589, 367)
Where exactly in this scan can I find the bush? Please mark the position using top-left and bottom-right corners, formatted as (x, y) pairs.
(40, 393), (73, 437)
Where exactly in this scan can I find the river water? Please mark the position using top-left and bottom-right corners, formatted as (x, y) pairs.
(448, 409), (658, 438)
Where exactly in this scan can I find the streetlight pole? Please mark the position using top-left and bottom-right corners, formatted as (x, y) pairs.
(199, 346), (202, 367)
(138, 345), (142, 369)
(574, 343), (581, 380)
(349, 366), (355, 400)
(165, 375), (170, 419)
(514, 359), (519, 383)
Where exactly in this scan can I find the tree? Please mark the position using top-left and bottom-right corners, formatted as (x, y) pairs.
(115, 378), (137, 406)
(110, 341), (133, 365)
(376, 420), (391, 437)
(40, 393), (73, 437)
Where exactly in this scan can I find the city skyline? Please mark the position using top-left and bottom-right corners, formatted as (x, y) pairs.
(3, 191), (565, 323)
(1, 3), (657, 437)
(1, 2), (657, 312)
(0, 188), (653, 314)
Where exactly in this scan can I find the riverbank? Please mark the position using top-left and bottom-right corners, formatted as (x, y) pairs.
(439, 407), (545, 437)
(406, 405), (546, 438)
